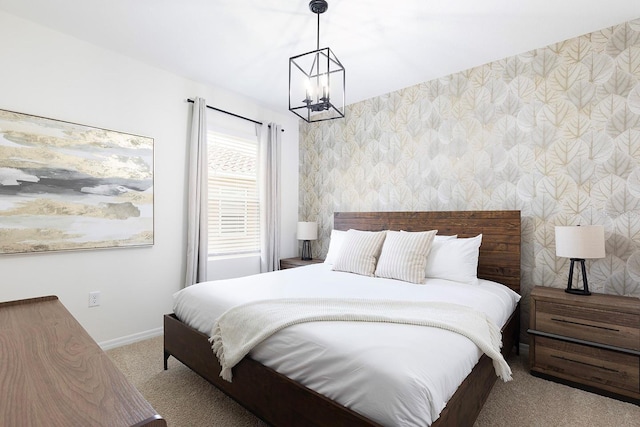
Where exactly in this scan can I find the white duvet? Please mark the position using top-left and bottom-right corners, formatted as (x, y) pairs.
(173, 263), (520, 427)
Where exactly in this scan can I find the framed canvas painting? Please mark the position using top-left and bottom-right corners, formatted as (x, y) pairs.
(0, 109), (154, 254)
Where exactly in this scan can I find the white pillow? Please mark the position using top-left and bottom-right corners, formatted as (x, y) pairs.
(434, 234), (457, 241)
(324, 229), (347, 265)
(424, 234), (482, 285)
(332, 230), (387, 276)
(402, 231), (456, 241)
(375, 230), (438, 284)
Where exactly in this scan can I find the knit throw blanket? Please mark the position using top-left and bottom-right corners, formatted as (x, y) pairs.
(209, 298), (512, 382)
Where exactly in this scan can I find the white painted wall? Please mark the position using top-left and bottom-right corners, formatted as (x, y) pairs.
(0, 11), (299, 345)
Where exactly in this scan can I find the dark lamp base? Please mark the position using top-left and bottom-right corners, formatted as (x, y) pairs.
(565, 288), (591, 296)
(301, 240), (312, 261)
(565, 258), (591, 296)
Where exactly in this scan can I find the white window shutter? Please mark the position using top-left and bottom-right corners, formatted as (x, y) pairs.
(207, 130), (260, 256)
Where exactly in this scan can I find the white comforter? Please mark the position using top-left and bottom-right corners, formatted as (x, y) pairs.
(173, 263), (520, 427)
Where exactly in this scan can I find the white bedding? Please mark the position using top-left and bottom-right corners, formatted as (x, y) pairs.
(173, 263), (521, 427)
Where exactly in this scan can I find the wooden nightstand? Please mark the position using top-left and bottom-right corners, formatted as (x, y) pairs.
(528, 286), (640, 403)
(280, 257), (324, 270)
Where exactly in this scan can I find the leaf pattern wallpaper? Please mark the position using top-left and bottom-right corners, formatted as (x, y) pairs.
(299, 18), (640, 337)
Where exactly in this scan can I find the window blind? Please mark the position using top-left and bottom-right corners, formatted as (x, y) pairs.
(207, 130), (260, 256)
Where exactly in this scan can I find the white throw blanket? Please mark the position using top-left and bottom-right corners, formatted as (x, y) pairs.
(210, 298), (512, 382)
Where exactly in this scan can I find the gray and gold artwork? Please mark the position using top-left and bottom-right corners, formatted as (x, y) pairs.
(0, 109), (154, 254)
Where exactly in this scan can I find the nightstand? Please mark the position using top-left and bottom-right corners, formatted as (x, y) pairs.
(280, 257), (324, 270)
(528, 286), (640, 403)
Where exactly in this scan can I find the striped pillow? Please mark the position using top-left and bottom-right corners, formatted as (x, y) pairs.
(375, 230), (438, 284)
(332, 230), (387, 276)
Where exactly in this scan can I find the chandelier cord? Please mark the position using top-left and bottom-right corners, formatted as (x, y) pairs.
(316, 12), (320, 51)
(315, 10), (321, 101)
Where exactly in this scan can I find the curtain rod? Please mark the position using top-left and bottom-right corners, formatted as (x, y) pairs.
(187, 98), (284, 132)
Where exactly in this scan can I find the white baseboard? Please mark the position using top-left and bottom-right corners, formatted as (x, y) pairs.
(99, 327), (163, 351)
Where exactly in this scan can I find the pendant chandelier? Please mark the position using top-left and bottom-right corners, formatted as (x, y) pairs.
(289, 0), (345, 123)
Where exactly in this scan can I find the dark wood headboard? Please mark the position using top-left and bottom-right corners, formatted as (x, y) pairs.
(333, 211), (521, 293)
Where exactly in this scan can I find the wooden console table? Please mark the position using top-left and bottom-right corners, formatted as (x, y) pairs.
(0, 296), (166, 426)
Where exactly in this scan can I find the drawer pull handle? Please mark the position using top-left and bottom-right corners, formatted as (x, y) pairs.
(550, 355), (619, 373)
(550, 317), (620, 332)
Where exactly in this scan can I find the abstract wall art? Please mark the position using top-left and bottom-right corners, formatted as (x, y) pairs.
(0, 109), (153, 254)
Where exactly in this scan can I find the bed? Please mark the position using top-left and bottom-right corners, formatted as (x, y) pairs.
(164, 210), (521, 426)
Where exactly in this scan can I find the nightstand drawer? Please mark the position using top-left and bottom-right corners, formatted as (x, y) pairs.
(536, 301), (640, 351)
(532, 336), (640, 397)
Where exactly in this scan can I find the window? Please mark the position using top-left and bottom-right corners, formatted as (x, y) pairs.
(207, 128), (260, 256)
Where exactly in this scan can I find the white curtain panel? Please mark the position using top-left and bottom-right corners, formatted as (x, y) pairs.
(259, 123), (282, 272)
(185, 97), (208, 286)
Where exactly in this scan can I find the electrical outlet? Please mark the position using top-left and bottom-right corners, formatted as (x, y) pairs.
(89, 291), (101, 307)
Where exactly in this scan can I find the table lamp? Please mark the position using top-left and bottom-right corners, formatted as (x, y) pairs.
(297, 221), (317, 260)
(555, 225), (605, 295)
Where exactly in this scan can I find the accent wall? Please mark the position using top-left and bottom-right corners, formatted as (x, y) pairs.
(299, 18), (640, 337)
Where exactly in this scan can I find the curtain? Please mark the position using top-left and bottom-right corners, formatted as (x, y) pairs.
(259, 123), (282, 272)
(185, 97), (208, 287)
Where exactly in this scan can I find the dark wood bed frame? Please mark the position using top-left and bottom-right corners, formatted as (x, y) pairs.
(164, 210), (521, 426)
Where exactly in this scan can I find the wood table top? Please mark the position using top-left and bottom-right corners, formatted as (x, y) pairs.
(0, 295), (165, 427)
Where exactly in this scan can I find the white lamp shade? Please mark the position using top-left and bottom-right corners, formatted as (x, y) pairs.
(555, 225), (605, 259)
(297, 221), (317, 241)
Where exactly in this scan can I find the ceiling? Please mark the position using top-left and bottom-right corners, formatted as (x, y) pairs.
(0, 1), (638, 114)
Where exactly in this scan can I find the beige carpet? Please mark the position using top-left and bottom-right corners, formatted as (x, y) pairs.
(107, 337), (640, 426)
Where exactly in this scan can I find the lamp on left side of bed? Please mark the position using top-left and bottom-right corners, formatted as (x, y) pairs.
(297, 221), (318, 260)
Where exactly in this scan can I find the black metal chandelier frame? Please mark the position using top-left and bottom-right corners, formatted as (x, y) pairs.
(289, 0), (345, 123)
